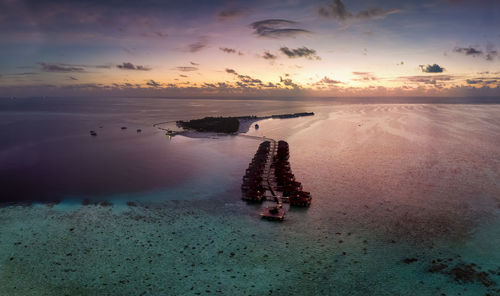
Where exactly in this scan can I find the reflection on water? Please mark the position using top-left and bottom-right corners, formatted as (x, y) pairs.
(1, 98), (500, 295)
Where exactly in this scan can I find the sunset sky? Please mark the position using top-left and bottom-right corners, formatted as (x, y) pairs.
(1, 0), (499, 97)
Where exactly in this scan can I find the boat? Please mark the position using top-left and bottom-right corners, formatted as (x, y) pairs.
(121, 126), (127, 130)
(137, 129), (142, 133)
(90, 131), (97, 136)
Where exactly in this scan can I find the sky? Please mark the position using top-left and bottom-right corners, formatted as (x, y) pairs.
(0, 0), (500, 97)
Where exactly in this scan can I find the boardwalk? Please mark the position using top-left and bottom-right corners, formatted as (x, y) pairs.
(237, 135), (282, 202)
(238, 134), (288, 220)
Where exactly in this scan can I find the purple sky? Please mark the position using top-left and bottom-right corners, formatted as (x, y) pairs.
(1, 0), (500, 97)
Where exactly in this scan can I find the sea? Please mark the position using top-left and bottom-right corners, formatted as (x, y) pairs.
(1, 96), (499, 295)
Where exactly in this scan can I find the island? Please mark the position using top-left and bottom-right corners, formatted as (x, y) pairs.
(176, 117), (240, 133)
(175, 112), (314, 134)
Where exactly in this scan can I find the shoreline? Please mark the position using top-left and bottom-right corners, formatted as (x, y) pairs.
(157, 112), (314, 136)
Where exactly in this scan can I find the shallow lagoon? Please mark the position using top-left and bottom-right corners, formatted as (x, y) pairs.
(1, 99), (500, 295)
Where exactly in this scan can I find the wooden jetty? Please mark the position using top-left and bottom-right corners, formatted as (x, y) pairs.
(260, 204), (285, 221)
(240, 135), (312, 221)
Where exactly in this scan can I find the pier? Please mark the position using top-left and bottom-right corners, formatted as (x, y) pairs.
(240, 135), (312, 221)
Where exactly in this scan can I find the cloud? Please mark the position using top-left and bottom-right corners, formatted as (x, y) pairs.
(217, 8), (248, 21)
(250, 19), (311, 38)
(400, 75), (454, 85)
(190, 61), (199, 66)
(318, 0), (351, 20)
(280, 47), (321, 60)
(318, 0), (400, 21)
(454, 46), (482, 56)
(238, 75), (262, 84)
(176, 66), (198, 72)
(220, 47), (236, 54)
(466, 79), (481, 84)
(8, 72), (39, 76)
(420, 64), (444, 73)
(280, 76), (300, 89)
(352, 71), (378, 81)
(262, 51), (277, 60)
(146, 80), (161, 87)
(179, 74), (188, 78)
(40, 63), (85, 73)
(219, 47), (243, 55)
(225, 68), (266, 86)
(321, 77), (341, 84)
(69, 76), (78, 80)
(466, 79), (498, 85)
(314, 76), (342, 86)
(95, 65), (112, 69)
(188, 37), (208, 52)
(355, 7), (401, 20)
(453, 46), (498, 61)
(117, 62), (151, 71)
(155, 32), (168, 38)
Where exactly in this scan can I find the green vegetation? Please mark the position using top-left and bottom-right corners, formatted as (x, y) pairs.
(176, 117), (240, 133)
(175, 112), (314, 134)
(271, 112), (314, 119)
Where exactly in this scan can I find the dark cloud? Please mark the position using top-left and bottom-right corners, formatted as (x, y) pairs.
(280, 76), (300, 89)
(40, 63), (85, 73)
(454, 46), (482, 56)
(454, 46), (498, 61)
(226, 68), (265, 86)
(445, 0), (497, 5)
(219, 47), (243, 55)
(466, 79), (498, 85)
(146, 80), (161, 87)
(95, 65), (112, 69)
(401, 75), (454, 85)
(318, 0), (400, 21)
(217, 8), (248, 21)
(56, 63), (111, 69)
(220, 47), (236, 54)
(318, 0), (351, 20)
(262, 82), (277, 88)
(179, 74), (188, 78)
(117, 62), (151, 71)
(188, 38), (208, 53)
(238, 75), (262, 84)
(9, 72), (39, 76)
(466, 79), (481, 84)
(355, 7), (401, 20)
(280, 47), (321, 60)
(203, 83), (217, 88)
(262, 51), (277, 60)
(176, 66), (198, 72)
(250, 19), (311, 38)
(420, 64), (444, 73)
(155, 32), (168, 38)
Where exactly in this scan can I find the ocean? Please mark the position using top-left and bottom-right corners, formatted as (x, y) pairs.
(1, 97), (499, 295)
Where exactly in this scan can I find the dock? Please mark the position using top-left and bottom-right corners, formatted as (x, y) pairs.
(240, 135), (312, 221)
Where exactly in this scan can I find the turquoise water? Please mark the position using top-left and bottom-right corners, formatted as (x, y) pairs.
(1, 99), (500, 295)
